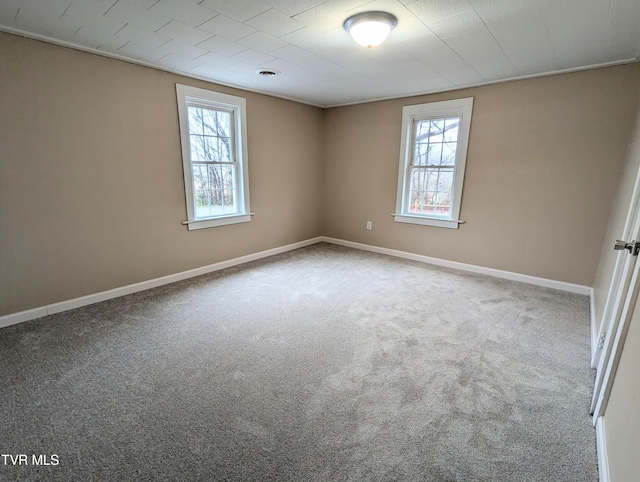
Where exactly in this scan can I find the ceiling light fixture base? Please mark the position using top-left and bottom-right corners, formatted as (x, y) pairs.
(343, 11), (398, 48)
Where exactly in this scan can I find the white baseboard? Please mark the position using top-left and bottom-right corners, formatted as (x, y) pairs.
(322, 237), (592, 295)
(596, 417), (611, 482)
(0, 307), (49, 328)
(0, 237), (323, 329)
(590, 290), (598, 366)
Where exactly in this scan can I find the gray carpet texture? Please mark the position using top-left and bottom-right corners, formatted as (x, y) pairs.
(1, 243), (597, 481)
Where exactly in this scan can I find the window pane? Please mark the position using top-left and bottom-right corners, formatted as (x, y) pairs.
(218, 137), (231, 163)
(188, 107), (203, 135)
(190, 135), (205, 161)
(441, 142), (457, 165)
(411, 192), (423, 213)
(202, 109), (218, 136)
(414, 142), (429, 166)
(437, 168), (454, 192)
(415, 120), (430, 142)
(427, 142), (443, 165)
(189, 108), (232, 163)
(192, 135), (219, 162)
(199, 184), (222, 214)
(426, 168), (439, 191)
(429, 120), (444, 143)
(443, 118), (460, 142)
(194, 189), (212, 218)
(408, 167), (455, 215)
(409, 169), (443, 214)
(425, 192), (437, 213)
(217, 111), (231, 138)
(202, 136), (219, 162)
(223, 189), (236, 212)
(220, 164), (234, 190)
(409, 191), (436, 214)
(409, 189), (420, 212)
(192, 164), (208, 190)
(220, 165), (236, 213)
(208, 164), (222, 191)
(207, 190), (224, 216)
(437, 169), (453, 206)
(410, 168), (425, 191)
(435, 191), (451, 215)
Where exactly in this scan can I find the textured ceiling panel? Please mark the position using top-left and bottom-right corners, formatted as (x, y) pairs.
(236, 30), (288, 52)
(0, 0), (638, 107)
(267, 0), (327, 17)
(407, 0), (475, 23)
(198, 13), (257, 40)
(149, 0), (216, 27)
(105, 0), (170, 31)
(199, 0), (271, 23)
(244, 8), (305, 38)
(153, 18), (210, 44)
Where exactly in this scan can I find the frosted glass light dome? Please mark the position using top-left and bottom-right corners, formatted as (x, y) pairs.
(344, 11), (398, 48)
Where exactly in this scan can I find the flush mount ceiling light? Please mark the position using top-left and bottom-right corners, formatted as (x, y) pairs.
(343, 11), (398, 48)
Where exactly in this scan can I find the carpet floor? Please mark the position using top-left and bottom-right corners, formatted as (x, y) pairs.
(0, 243), (597, 481)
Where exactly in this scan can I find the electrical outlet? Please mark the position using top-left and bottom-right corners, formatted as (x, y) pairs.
(366, 221), (372, 230)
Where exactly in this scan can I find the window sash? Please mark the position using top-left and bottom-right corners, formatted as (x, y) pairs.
(406, 165), (454, 217)
(186, 104), (240, 219)
(403, 115), (461, 219)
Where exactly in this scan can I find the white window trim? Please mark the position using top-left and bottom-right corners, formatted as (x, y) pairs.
(176, 84), (251, 231)
(394, 97), (473, 229)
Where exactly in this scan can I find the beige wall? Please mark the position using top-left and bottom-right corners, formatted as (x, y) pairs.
(323, 65), (640, 286)
(0, 32), (324, 316)
(592, 105), (640, 332)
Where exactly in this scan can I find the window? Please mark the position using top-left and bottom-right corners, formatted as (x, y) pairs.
(394, 97), (473, 229)
(176, 84), (251, 230)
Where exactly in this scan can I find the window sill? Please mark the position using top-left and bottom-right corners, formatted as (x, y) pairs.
(393, 214), (460, 229)
(183, 213), (252, 230)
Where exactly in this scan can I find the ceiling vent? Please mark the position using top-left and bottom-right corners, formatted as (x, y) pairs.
(256, 68), (281, 77)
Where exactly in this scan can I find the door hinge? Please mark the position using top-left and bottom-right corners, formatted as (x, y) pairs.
(598, 331), (607, 350)
(614, 240), (640, 256)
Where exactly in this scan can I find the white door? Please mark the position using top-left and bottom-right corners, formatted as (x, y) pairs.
(591, 165), (640, 423)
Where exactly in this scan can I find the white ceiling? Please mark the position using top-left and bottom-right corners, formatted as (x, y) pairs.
(1, 0), (639, 107)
